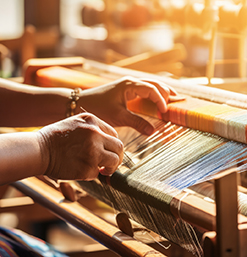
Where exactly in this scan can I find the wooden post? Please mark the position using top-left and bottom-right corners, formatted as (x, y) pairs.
(238, 33), (246, 78)
(21, 25), (36, 66)
(202, 231), (216, 257)
(0, 50), (2, 77)
(206, 24), (217, 84)
(214, 169), (239, 257)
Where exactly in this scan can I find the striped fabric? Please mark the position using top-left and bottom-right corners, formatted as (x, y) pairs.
(0, 238), (18, 257)
(127, 96), (247, 144)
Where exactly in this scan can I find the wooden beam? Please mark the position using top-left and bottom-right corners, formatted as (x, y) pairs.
(214, 169), (239, 257)
(12, 177), (167, 257)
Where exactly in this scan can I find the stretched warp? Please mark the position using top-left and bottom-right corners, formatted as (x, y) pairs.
(79, 116), (247, 256)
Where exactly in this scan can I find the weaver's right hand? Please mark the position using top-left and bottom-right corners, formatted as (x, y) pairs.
(37, 113), (124, 181)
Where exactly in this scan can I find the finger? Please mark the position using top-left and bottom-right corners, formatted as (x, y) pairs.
(97, 119), (119, 138)
(103, 135), (124, 165)
(122, 110), (154, 135)
(141, 78), (184, 100)
(81, 165), (101, 181)
(140, 78), (171, 102)
(98, 150), (121, 176)
(167, 85), (178, 96)
(169, 94), (186, 102)
(125, 80), (167, 113)
(78, 113), (118, 138)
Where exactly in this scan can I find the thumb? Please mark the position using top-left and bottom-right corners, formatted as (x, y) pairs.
(123, 111), (154, 135)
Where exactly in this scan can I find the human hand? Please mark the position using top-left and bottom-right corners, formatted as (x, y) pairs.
(37, 113), (124, 181)
(79, 76), (178, 135)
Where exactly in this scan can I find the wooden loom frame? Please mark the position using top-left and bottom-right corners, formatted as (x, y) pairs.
(11, 177), (168, 257)
(9, 167), (247, 257)
(4, 57), (247, 256)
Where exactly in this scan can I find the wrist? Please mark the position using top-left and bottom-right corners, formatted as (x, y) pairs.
(36, 131), (50, 176)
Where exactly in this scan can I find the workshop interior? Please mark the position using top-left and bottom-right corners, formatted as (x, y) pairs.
(0, 0), (247, 256)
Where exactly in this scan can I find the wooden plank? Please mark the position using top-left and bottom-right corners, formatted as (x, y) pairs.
(113, 44), (186, 74)
(23, 56), (84, 84)
(12, 177), (167, 257)
(170, 191), (216, 231)
(214, 169), (239, 257)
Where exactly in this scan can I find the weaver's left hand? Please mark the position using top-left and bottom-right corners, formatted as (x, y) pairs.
(79, 76), (177, 135)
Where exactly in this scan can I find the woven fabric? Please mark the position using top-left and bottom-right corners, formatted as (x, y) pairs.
(127, 96), (247, 144)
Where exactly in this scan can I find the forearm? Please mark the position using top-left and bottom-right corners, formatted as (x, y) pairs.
(0, 78), (72, 127)
(0, 132), (46, 185)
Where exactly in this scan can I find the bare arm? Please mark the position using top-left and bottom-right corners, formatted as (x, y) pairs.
(0, 76), (174, 132)
(0, 132), (44, 185)
(0, 78), (72, 127)
(0, 113), (124, 185)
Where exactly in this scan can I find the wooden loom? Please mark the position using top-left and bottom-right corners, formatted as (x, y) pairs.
(7, 58), (247, 256)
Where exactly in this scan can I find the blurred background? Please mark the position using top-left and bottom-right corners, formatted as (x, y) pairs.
(0, 0), (246, 80)
(0, 0), (247, 256)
